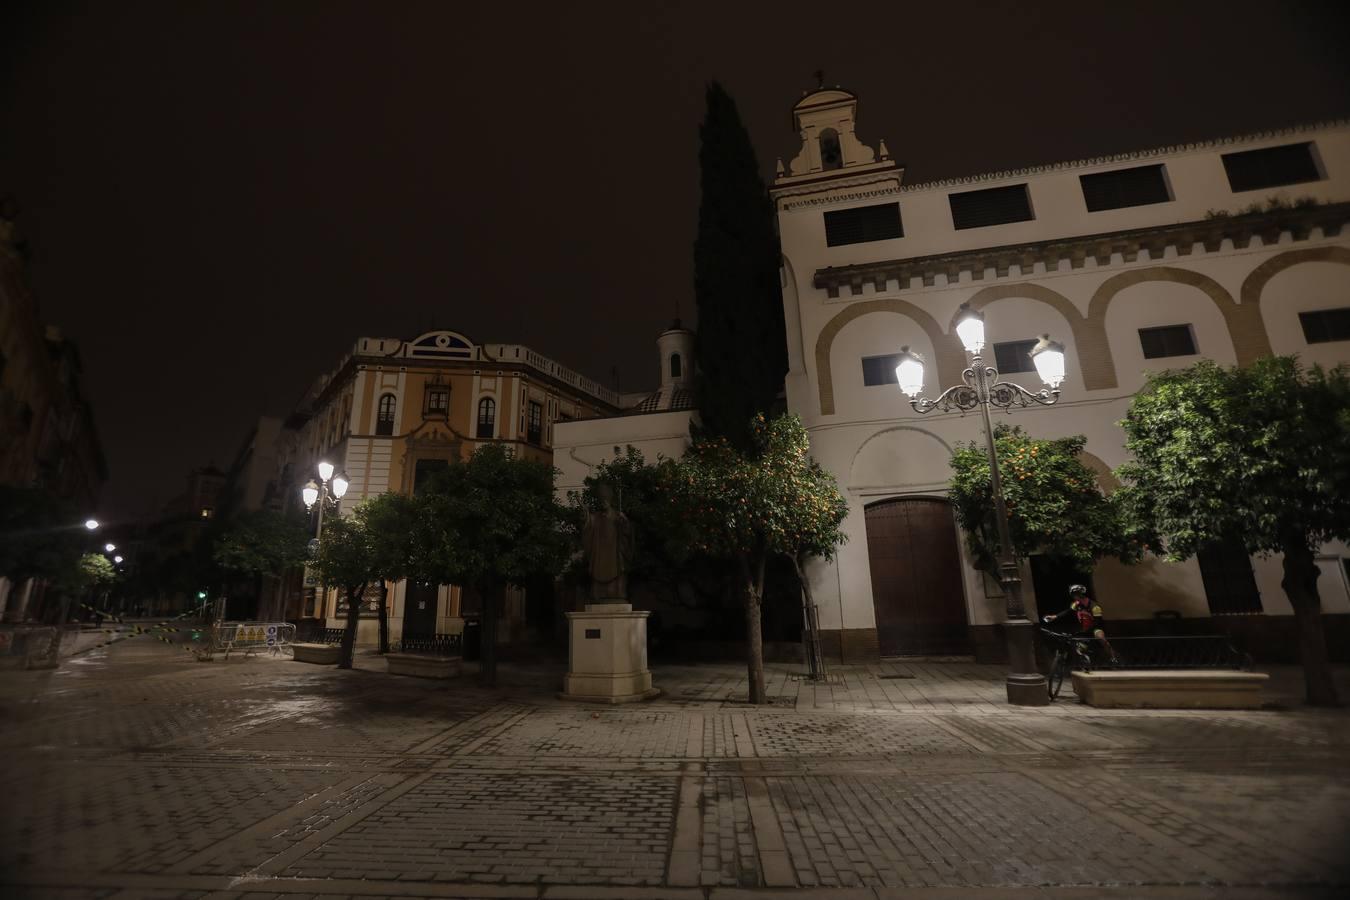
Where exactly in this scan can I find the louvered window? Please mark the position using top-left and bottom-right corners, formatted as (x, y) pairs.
(1221, 142), (1320, 193)
(993, 339), (1037, 375)
(1298, 308), (1350, 344)
(527, 401), (543, 444)
(1080, 164), (1171, 212)
(949, 184), (1034, 230)
(824, 203), (903, 247)
(1198, 541), (1262, 615)
(1138, 325), (1196, 359)
(861, 354), (903, 387)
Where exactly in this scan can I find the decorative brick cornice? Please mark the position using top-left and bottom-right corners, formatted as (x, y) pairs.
(899, 119), (1350, 193)
(812, 203), (1350, 298)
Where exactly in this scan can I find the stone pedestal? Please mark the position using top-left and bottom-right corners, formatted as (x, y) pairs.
(560, 603), (659, 704)
(1072, 670), (1269, 709)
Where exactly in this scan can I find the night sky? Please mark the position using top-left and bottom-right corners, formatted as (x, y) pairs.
(2, 1), (1347, 520)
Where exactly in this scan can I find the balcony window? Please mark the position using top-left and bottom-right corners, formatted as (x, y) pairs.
(527, 400), (542, 444)
(376, 394), (396, 436)
(477, 397), (496, 439)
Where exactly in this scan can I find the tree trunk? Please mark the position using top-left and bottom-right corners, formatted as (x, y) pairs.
(376, 581), (390, 654)
(337, 583), (365, 670)
(1281, 540), (1339, 707)
(792, 553), (826, 680)
(479, 582), (500, 688)
(740, 554), (767, 704)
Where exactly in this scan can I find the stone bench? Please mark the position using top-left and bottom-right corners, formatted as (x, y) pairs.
(385, 653), (461, 679)
(1072, 670), (1268, 709)
(292, 642), (340, 665)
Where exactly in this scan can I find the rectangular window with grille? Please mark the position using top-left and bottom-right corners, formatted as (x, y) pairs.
(861, 353), (903, 387)
(949, 184), (1034, 230)
(1198, 541), (1262, 615)
(1080, 164), (1171, 212)
(424, 386), (449, 414)
(1138, 324), (1197, 359)
(824, 202), (903, 247)
(527, 401), (542, 444)
(993, 339), (1038, 375)
(1221, 142), (1321, 193)
(1298, 308), (1350, 344)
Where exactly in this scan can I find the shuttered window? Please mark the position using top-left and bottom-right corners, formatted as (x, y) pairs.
(824, 203), (903, 247)
(993, 339), (1037, 375)
(1198, 541), (1262, 615)
(1080, 164), (1171, 212)
(1298, 308), (1350, 344)
(861, 354), (903, 386)
(1139, 324), (1196, 359)
(1221, 142), (1321, 193)
(949, 184), (1034, 230)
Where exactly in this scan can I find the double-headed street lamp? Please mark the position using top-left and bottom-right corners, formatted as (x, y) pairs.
(894, 303), (1066, 707)
(301, 460), (349, 619)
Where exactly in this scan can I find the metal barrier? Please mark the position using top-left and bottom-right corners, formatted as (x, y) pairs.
(211, 621), (297, 659)
(1108, 635), (1251, 670)
(393, 633), (464, 657)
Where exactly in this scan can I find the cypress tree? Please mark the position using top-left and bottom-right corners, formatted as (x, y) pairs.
(693, 82), (787, 451)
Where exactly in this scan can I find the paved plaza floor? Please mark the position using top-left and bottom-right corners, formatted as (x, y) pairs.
(1, 632), (1348, 900)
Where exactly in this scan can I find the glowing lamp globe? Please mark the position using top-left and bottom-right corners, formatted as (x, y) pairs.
(301, 480), (320, 509)
(331, 472), (350, 500)
(1030, 334), (1067, 388)
(114, 555), (124, 564)
(84, 519), (100, 531)
(317, 460), (335, 482)
(894, 347), (926, 398)
(954, 304), (986, 353)
(105, 543), (116, 552)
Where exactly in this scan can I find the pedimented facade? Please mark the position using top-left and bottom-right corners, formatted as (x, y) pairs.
(774, 87), (1350, 662)
(277, 331), (620, 644)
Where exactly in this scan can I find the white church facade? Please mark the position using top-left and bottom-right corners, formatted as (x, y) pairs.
(773, 88), (1350, 662)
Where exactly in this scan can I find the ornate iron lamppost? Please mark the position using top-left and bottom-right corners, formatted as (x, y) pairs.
(301, 460), (349, 620)
(893, 304), (1066, 706)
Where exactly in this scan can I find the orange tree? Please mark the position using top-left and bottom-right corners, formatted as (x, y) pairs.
(664, 414), (846, 703)
(948, 425), (1145, 586)
(1115, 357), (1350, 706)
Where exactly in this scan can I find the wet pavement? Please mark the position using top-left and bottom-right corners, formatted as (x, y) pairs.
(1, 633), (1348, 899)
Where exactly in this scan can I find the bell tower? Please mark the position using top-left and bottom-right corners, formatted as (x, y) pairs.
(773, 85), (899, 191)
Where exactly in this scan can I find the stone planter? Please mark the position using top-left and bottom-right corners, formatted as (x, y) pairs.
(1072, 670), (1268, 709)
(292, 642), (340, 665)
(385, 653), (461, 679)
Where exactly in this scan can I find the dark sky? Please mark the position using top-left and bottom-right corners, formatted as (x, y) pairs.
(3, 1), (1347, 520)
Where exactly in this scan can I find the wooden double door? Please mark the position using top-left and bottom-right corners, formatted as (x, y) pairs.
(865, 497), (970, 656)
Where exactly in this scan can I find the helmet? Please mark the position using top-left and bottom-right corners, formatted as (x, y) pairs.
(1068, 584), (1088, 596)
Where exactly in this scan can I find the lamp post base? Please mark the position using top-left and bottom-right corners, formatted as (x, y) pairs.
(1006, 672), (1050, 706)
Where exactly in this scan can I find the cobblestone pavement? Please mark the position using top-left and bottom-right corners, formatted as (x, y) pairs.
(2, 637), (1348, 899)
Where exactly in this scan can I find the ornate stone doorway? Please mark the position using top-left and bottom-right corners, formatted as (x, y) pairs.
(864, 497), (970, 656)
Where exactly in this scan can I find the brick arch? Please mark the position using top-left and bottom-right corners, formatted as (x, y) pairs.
(1087, 266), (1270, 366)
(966, 283), (1115, 390)
(1240, 246), (1350, 331)
(813, 299), (966, 416)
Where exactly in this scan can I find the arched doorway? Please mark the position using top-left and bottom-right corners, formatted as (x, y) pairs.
(865, 497), (970, 656)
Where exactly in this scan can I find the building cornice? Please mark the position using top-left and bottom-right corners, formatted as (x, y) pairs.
(812, 202), (1350, 298)
(899, 119), (1350, 193)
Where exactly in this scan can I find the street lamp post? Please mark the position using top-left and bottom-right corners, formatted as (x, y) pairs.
(301, 461), (349, 620)
(894, 304), (1066, 707)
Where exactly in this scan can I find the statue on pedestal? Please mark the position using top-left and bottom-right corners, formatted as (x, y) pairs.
(582, 481), (634, 602)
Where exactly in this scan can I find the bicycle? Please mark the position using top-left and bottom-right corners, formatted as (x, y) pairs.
(1040, 627), (1097, 700)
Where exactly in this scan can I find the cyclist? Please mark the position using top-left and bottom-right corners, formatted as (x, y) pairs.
(1042, 584), (1118, 664)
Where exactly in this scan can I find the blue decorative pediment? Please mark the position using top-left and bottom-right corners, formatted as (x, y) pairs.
(406, 331), (474, 360)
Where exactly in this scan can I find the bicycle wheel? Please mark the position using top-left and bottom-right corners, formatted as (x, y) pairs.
(1048, 649), (1066, 699)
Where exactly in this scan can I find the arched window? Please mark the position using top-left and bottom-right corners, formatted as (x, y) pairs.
(819, 128), (842, 171)
(670, 353), (682, 379)
(376, 394), (396, 436)
(476, 397), (496, 439)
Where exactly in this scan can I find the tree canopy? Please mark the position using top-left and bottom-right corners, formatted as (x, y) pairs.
(213, 508), (310, 580)
(948, 425), (1145, 578)
(0, 484), (85, 584)
(1115, 356), (1350, 705)
(692, 81), (787, 450)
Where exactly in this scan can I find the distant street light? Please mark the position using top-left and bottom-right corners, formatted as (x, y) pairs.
(105, 543), (116, 552)
(84, 519), (100, 531)
(301, 460), (350, 619)
(114, 555), (124, 564)
(896, 303), (1067, 707)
